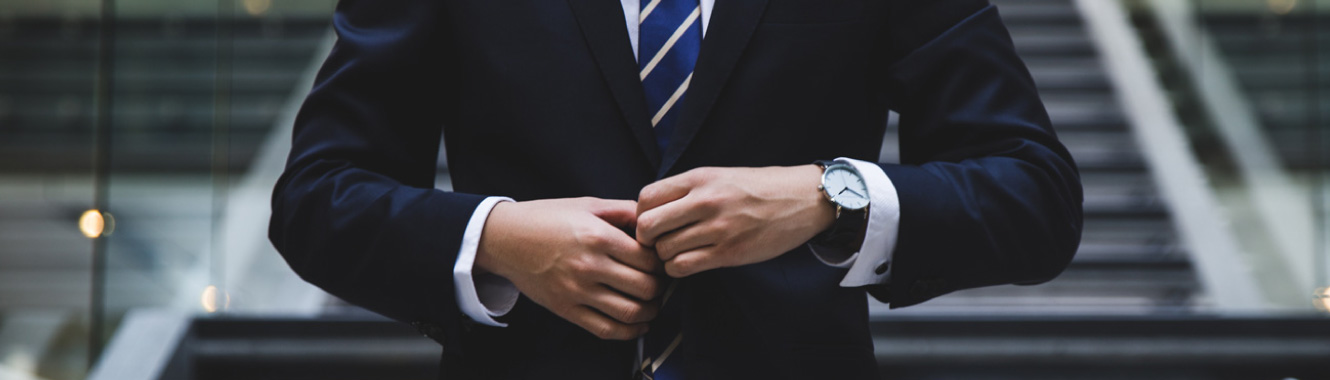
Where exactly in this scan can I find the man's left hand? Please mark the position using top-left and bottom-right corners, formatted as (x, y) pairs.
(636, 165), (837, 278)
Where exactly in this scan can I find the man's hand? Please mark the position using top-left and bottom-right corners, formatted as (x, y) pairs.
(636, 166), (837, 278)
(475, 197), (663, 340)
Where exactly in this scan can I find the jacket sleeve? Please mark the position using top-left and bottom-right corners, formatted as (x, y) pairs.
(868, 1), (1084, 307)
(268, 0), (486, 343)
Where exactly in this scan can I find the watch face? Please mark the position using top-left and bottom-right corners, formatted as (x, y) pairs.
(823, 165), (870, 210)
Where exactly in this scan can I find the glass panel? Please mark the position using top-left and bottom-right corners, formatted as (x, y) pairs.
(1193, 0), (1328, 312)
(97, 0), (334, 334)
(0, 0), (103, 378)
(1129, 0), (1330, 313)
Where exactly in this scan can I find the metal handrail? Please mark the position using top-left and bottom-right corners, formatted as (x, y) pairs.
(1143, 0), (1316, 308)
(1075, 0), (1267, 310)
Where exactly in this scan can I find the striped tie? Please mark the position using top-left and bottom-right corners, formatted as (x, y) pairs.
(638, 1), (699, 378)
(639, 282), (684, 380)
(639, 0), (702, 152)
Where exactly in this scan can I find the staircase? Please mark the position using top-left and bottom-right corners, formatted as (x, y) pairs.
(876, 0), (1204, 316)
(0, 16), (329, 173)
(0, 15), (332, 374)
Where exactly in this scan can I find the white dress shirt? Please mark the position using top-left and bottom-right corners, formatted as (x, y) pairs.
(453, 0), (901, 327)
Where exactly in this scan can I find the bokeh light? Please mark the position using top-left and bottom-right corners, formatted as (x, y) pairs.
(201, 285), (231, 313)
(1268, 0), (1298, 15)
(79, 209), (103, 238)
(243, 0), (271, 16)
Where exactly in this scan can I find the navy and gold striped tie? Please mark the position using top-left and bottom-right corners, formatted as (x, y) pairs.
(639, 281), (684, 379)
(638, 1), (700, 378)
(639, 0), (701, 152)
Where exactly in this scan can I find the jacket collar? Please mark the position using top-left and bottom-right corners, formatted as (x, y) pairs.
(566, 0), (771, 176)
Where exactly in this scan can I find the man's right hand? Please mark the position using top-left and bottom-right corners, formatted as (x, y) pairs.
(475, 197), (663, 340)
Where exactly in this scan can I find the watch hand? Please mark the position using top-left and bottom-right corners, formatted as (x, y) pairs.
(846, 188), (866, 199)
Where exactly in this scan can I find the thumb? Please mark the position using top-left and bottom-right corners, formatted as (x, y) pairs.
(590, 199), (639, 231)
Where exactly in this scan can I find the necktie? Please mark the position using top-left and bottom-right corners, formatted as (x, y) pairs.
(638, 1), (701, 378)
(639, 0), (702, 152)
(639, 281), (684, 379)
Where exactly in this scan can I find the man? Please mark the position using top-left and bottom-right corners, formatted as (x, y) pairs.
(269, 0), (1083, 378)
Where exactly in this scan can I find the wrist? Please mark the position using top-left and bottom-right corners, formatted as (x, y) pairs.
(475, 201), (516, 279)
(800, 164), (837, 233)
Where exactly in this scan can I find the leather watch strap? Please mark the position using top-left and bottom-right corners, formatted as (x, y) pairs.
(812, 161), (869, 253)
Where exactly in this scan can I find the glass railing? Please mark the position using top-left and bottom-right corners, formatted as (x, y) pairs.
(1191, 0), (1330, 311)
(0, 0), (333, 379)
(1121, 0), (1329, 313)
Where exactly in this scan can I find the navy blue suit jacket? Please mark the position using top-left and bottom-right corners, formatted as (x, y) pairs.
(269, 0), (1083, 378)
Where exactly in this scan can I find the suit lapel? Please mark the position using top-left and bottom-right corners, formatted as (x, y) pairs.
(565, 0), (771, 175)
(658, 0), (771, 178)
(567, 0), (662, 168)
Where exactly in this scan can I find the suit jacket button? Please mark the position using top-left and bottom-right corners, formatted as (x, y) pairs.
(874, 261), (890, 275)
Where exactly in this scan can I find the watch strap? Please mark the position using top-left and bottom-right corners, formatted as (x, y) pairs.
(812, 160), (869, 252)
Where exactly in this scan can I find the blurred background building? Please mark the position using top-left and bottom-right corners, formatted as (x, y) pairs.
(0, 0), (1328, 379)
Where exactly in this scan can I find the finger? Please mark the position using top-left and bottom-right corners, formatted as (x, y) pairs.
(567, 305), (650, 340)
(636, 194), (711, 246)
(665, 247), (725, 278)
(584, 285), (659, 324)
(593, 258), (662, 300)
(586, 222), (661, 273)
(602, 238), (664, 274)
(590, 199), (640, 231)
(637, 170), (706, 216)
(654, 222), (721, 262)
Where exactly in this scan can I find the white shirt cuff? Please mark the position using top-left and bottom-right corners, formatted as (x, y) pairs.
(808, 158), (901, 287)
(453, 196), (519, 327)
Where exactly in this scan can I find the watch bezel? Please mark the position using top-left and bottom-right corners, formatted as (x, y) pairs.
(818, 162), (870, 212)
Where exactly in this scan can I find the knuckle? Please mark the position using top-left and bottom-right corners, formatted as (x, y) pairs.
(710, 218), (733, 234)
(567, 255), (596, 275)
(636, 215), (656, 235)
(697, 194), (723, 211)
(654, 237), (673, 256)
(665, 267), (684, 278)
(583, 232), (611, 250)
(556, 278), (582, 298)
(678, 258), (695, 274)
(572, 196), (596, 208)
(692, 167), (715, 180)
(618, 303), (643, 322)
(665, 261), (687, 278)
(640, 279), (661, 299)
(572, 226), (594, 245)
(593, 324), (621, 340)
(638, 186), (657, 203)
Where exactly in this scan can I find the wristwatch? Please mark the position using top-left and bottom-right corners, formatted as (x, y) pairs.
(811, 160), (870, 252)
